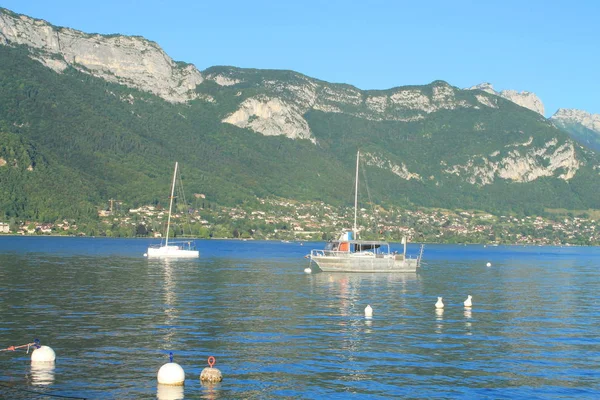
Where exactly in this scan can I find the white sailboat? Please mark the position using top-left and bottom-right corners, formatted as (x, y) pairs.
(146, 162), (199, 258)
(308, 151), (421, 272)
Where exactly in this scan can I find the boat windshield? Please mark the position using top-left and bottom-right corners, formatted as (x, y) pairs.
(356, 243), (381, 252)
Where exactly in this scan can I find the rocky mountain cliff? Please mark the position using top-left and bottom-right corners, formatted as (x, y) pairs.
(467, 83), (545, 116)
(215, 71), (506, 143)
(1, 7), (599, 220)
(0, 8), (202, 103)
(550, 108), (600, 152)
(200, 67), (586, 188)
(551, 109), (600, 133)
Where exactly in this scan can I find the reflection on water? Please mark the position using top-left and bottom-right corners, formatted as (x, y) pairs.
(464, 307), (473, 335)
(464, 307), (472, 319)
(29, 362), (55, 386)
(0, 239), (599, 398)
(157, 258), (178, 348)
(312, 272), (420, 317)
(313, 271), (419, 286)
(435, 308), (444, 335)
(156, 383), (184, 400)
(199, 382), (223, 400)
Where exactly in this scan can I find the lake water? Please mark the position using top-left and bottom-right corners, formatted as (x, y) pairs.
(0, 237), (599, 399)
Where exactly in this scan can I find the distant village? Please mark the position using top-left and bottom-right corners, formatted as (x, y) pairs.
(2, 197), (599, 246)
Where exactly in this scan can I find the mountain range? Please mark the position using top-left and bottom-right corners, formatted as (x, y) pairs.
(1, 7), (599, 223)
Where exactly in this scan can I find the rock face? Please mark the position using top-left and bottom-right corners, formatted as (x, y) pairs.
(222, 95), (314, 141)
(444, 139), (580, 186)
(550, 108), (600, 152)
(363, 152), (422, 181)
(220, 77), (501, 142)
(551, 108), (600, 133)
(468, 83), (545, 116)
(0, 9), (203, 103)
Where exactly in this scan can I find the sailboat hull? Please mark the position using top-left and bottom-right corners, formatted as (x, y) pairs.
(147, 243), (199, 258)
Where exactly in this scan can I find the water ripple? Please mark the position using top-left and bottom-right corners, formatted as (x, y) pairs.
(1, 239), (599, 398)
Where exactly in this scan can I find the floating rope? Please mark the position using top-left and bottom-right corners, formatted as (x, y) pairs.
(0, 340), (39, 354)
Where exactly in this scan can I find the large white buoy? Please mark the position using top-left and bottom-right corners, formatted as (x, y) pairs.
(435, 297), (444, 309)
(364, 305), (373, 318)
(30, 340), (56, 363)
(304, 267), (312, 274)
(157, 353), (185, 386)
(200, 356), (223, 383)
(486, 262), (492, 267)
(464, 295), (473, 307)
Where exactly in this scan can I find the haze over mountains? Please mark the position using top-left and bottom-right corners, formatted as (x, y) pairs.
(0, 7), (599, 222)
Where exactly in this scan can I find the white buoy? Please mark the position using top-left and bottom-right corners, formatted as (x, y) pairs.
(364, 305), (373, 318)
(486, 262), (492, 267)
(31, 344), (56, 363)
(435, 297), (444, 309)
(304, 267), (312, 274)
(200, 356), (223, 383)
(464, 295), (473, 307)
(157, 353), (185, 386)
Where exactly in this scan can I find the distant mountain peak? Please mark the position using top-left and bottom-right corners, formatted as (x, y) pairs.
(550, 109), (600, 151)
(467, 83), (545, 116)
(469, 82), (496, 94)
(551, 108), (600, 131)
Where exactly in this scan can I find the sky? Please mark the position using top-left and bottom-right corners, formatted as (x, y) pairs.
(1, 0), (598, 117)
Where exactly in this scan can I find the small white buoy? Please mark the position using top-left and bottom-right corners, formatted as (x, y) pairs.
(157, 353), (185, 386)
(364, 305), (373, 318)
(200, 356), (223, 383)
(435, 297), (444, 309)
(464, 295), (473, 307)
(486, 262), (492, 267)
(144, 253), (148, 257)
(304, 267), (312, 274)
(30, 340), (56, 363)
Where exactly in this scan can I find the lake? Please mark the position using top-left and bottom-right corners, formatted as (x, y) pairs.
(1, 237), (599, 399)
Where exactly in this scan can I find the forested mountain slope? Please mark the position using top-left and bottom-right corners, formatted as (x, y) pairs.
(1, 8), (599, 223)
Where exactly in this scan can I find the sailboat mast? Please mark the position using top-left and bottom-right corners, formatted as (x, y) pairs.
(353, 150), (359, 236)
(165, 162), (178, 247)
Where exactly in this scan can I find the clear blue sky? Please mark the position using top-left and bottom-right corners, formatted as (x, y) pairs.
(2, 0), (598, 116)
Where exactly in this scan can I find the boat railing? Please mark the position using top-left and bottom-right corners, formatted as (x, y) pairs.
(312, 249), (359, 258)
(311, 249), (395, 258)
